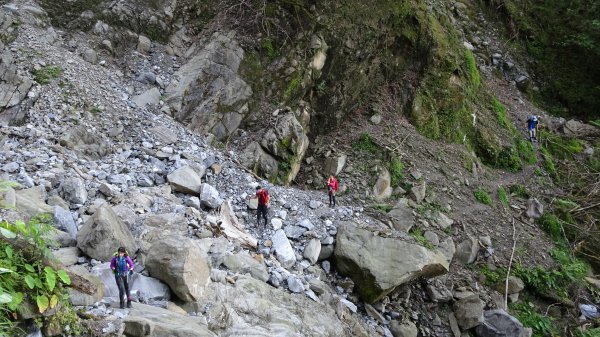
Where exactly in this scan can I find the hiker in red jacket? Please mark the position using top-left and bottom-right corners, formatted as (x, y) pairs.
(326, 175), (338, 207)
(256, 186), (269, 227)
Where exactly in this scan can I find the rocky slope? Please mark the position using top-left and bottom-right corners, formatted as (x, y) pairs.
(1, 1), (599, 337)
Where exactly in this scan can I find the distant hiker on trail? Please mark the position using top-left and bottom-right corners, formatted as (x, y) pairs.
(256, 186), (269, 227)
(110, 247), (134, 309)
(326, 175), (338, 207)
(527, 115), (540, 142)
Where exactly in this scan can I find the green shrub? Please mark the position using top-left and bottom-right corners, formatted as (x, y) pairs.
(31, 66), (62, 85)
(590, 120), (600, 129)
(515, 138), (537, 164)
(497, 186), (509, 209)
(508, 184), (530, 198)
(479, 265), (504, 285)
(491, 97), (512, 130)
(495, 147), (523, 172)
(511, 302), (557, 337)
(577, 327), (600, 337)
(0, 219), (73, 335)
(537, 213), (563, 242)
(389, 156), (404, 188)
(474, 188), (492, 205)
(541, 130), (584, 159)
(352, 133), (380, 152)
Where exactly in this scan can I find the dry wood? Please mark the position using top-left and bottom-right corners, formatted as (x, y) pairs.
(505, 217), (517, 310)
(218, 200), (258, 249)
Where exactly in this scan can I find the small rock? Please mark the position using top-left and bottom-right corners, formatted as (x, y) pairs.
(287, 276), (305, 293)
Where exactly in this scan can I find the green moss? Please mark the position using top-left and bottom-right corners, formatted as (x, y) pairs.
(537, 213), (563, 242)
(283, 70), (303, 101)
(491, 97), (513, 131)
(540, 147), (558, 179)
(464, 49), (481, 91)
(474, 188), (492, 205)
(515, 138), (537, 164)
(389, 156), (404, 188)
(374, 204), (394, 213)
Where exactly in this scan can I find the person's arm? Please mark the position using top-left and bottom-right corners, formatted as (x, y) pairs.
(110, 257), (116, 272)
(126, 256), (135, 271)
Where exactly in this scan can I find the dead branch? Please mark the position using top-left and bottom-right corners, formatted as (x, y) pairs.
(505, 217), (517, 310)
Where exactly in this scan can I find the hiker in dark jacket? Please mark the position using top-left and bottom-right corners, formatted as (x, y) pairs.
(110, 247), (135, 309)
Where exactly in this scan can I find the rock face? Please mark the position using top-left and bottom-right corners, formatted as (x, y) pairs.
(335, 221), (449, 303)
(259, 111), (310, 184)
(145, 236), (211, 302)
(200, 275), (365, 336)
(239, 141), (279, 179)
(123, 302), (216, 337)
(76, 204), (136, 261)
(199, 183), (223, 209)
(164, 32), (252, 141)
(0, 50), (33, 125)
(222, 251), (269, 282)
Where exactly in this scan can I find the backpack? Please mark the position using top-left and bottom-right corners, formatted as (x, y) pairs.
(257, 189), (269, 205)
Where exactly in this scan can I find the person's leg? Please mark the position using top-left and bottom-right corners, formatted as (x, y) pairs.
(332, 192), (336, 207)
(529, 128), (534, 141)
(262, 205), (268, 226)
(257, 206), (261, 226)
(124, 275), (132, 308)
(328, 190), (333, 206)
(116, 275), (125, 308)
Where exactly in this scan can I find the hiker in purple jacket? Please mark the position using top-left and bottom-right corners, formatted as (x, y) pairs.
(110, 247), (135, 309)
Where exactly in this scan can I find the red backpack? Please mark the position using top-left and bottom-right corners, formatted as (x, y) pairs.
(257, 189), (269, 205)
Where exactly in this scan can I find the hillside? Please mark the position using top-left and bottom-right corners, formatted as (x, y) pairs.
(1, 1), (599, 337)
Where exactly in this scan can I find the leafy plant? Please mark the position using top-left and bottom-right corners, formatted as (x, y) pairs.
(511, 302), (557, 337)
(0, 219), (72, 335)
(536, 213), (563, 242)
(508, 184), (530, 198)
(474, 188), (492, 205)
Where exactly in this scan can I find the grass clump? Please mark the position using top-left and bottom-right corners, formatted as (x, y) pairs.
(474, 188), (492, 205)
(537, 213), (563, 242)
(389, 156), (404, 188)
(374, 204), (394, 213)
(497, 186), (509, 210)
(464, 49), (481, 90)
(491, 97), (512, 130)
(31, 66), (62, 84)
(515, 138), (537, 164)
(508, 184), (530, 198)
(410, 228), (434, 249)
(541, 130), (584, 159)
(352, 133), (380, 152)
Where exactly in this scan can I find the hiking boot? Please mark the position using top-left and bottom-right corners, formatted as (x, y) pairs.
(120, 301), (125, 309)
(127, 300), (132, 308)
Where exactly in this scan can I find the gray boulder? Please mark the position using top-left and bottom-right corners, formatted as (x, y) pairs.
(494, 276), (525, 295)
(272, 229), (296, 268)
(199, 183), (223, 209)
(410, 181), (426, 203)
(59, 126), (111, 159)
(81, 48), (97, 64)
(145, 236), (211, 302)
(287, 275), (305, 293)
(335, 221), (449, 303)
(52, 247), (80, 267)
(373, 168), (392, 200)
(324, 154), (347, 176)
(455, 237), (478, 264)
(222, 251), (269, 282)
(53, 206), (78, 239)
(390, 320), (418, 337)
(303, 239), (321, 264)
(388, 198), (414, 232)
(141, 213), (188, 244)
(76, 204), (136, 261)
(66, 265), (104, 306)
(132, 87), (160, 107)
(454, 295), (485, 330)
(239, 141), (279, 180)
(136, 35), (151, 54)
(123, 302), (216, 337)
(474, 309), (525, 337)
(525, 198), (543, 219)
(167, 166), (203, 194)
(14, 186), (52, 218)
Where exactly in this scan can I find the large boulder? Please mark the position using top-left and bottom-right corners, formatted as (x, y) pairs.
(260, 112), (310, 184)
(141, 213), (188, 244)
(60, 177), (88, 205)
(14, 186), (52, 218)
(335, 221), (449, 303)
(324, 154), (347, 176)
(454, 295), (485, 330)
(145, 236), (211, 302)
(388, 198), (414, 232)
(271, 229), (297, 268)
(0, 51), (33, 125)
(76, 204), (136, 262)
(222, 251), (269, 282)
(164, 32), (252, 141)
(123, 302), (216, 337)
(167, 166), (203, 194)
(199, 183), (223, 209)
(239, 141), (279, 180)
(66, 265), (104, 306)
(474, 310), (525, 337)
(373, 168), (392, 200)
(198, 275), (368, 336)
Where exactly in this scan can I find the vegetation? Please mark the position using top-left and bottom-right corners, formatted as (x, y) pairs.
(352, 133), (380, 152)
(31, 66), (62, 85)
(491, 0), (600, 120)
(0, 218), (74, 336)
(389, 156), (404, 188)
(373, 204), (394, 213)
(410, 228), (434, 249)
(473, 188), (492, 205)
(511, 302), (557, 337)
(508, 184), (529, 198)
(497, 185), (509, 210)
